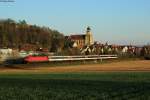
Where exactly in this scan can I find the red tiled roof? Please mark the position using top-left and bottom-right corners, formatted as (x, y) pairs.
(70, 34), (86, 40)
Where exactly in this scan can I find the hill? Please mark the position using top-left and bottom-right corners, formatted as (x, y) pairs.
(0, 18), (64, 52)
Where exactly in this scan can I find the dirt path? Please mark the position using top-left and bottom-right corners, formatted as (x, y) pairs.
(0, 60), (150, 73)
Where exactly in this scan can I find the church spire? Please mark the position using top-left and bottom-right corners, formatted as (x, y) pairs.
(86, 26), (92, 35)
(87, 26), (91, 32)
(85, 26), (94, 45)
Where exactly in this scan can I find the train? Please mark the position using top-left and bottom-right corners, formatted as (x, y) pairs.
(3, 54), (118, 65)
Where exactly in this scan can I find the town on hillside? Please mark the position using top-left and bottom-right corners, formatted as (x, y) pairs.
(0, 19), (150, 63)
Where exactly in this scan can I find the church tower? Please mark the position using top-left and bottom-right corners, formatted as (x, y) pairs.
(85, 26), (94, 46)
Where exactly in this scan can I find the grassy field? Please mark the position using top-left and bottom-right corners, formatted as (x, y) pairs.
(0, 72), (150, 100)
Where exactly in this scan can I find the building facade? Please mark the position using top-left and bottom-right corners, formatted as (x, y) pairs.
(66, 27), (94, 48)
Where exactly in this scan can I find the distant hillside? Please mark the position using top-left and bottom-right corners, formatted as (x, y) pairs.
(0, 19), (64, 52)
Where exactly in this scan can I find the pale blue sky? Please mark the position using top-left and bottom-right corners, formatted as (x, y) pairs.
(0, 0), (150, 45)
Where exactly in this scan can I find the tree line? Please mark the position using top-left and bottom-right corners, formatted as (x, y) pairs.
(0, 19), (64, 52)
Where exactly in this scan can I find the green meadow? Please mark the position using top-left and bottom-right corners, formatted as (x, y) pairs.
(0, 72), (150, 100)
